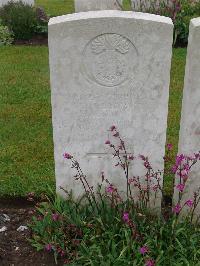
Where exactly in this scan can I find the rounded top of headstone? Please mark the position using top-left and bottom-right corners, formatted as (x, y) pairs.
(49, 10), (173, 27)
(191, 17), (200, 27)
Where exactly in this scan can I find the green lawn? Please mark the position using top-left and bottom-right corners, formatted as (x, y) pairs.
(35, 0), (74, 16)
(0, 46), (55, 196)
(0, 46), (186, 197)
(34, 0), (131, 17)
(164, 48), (186, 194)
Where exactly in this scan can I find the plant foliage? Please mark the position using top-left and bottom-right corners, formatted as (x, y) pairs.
(30, 126), (200, 265)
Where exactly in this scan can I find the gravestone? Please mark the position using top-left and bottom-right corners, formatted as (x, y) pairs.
(75, 0), (122, 12)
(0, 0), (34, 6)
(131, 0), (172, 11)
(48, 10), (173, 207)
(174, 17), (200, 216)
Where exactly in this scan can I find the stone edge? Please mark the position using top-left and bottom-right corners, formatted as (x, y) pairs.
(48, 10), (173, 27)
(190, 17), (200, 28)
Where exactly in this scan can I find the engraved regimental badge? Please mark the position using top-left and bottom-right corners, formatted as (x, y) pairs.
(83, 33), (138, 87)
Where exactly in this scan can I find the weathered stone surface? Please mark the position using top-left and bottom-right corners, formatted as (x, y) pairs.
(48, 11), (173, 207)
(75, 0), (121, 12)
(175, 18), (200, 216)
(0, 0), (34, 6)
(131, 0), (172, 11)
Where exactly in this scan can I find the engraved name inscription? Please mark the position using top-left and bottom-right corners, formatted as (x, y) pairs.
(83, 33), (138, 87)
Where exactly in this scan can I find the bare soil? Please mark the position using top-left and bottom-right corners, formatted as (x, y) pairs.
(14, 35), (48, 46)
(0, 198), (63, 266)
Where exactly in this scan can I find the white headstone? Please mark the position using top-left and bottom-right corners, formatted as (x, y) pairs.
(48, 11), (173, 207)
(131, 0), (172, 12)
(75, 0), (122, 12)
(0, 0), (34, 6)
(174, 18), (200, 216)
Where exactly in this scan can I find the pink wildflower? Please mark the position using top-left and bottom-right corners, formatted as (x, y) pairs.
(181, 169), (188, 177)
(139, 155), (146, 161)
(144, 161), (150, 169)
(63, 153), (72, 159)
(172, 165), (178, 174)
(172, 204), (181, 214)
(113, 132), (119, 137)
(57, 247), (65, 257)
(122, 212), (129, 223)
(145, 259), (155, 266)
(37, 215), (43, 221)
(129, 155), (134, 160)
(183, 163), (190, 171)
(45, 243), (52, 252)
(52, 213), (60, 221)
(106, 185), (115, 193)
(139, 245), (149, 255)
(167, 143), (173, 151)
(185, 199), (193, 207)
(110, 125), (116, 131)
(176, 183), (185, 192)
(175, 154), (185, 166)
(152, 185), (159, 192)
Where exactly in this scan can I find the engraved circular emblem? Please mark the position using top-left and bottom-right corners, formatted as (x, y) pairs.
(83, 33), (138, 87)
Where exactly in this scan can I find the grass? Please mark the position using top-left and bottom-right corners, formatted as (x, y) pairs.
(0, 46), (55, 196)
(164, 48), (186, 194)
(0, 46), (186, 197)
(35, 0), (74, 17)
(35, 0), (130, 17)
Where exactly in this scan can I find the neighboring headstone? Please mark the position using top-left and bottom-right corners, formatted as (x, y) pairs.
(48, 11), (173, 208)
(75, 0), (122, 12)
(131, 0), (171, 11)
(174, 18), (200, 216)
(0, 0), (34, 6)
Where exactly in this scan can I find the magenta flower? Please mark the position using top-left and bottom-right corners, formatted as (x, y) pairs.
(172, 204), (181, 214)
(167, 143), (173, 151)
(57, 247), (65, 257)
(105, 140), (111, 145)
(144, 161), (150, 169)
(63, 153), (72, 159)
(175, 154), (185, 166)
(183, 163), (189, 171)
(122, 212), (129, 223)
(110, 125), (116, 131)
(185, 199), (193, 207)
(128, 155), (134, 160)
(139, 245), (149, 255)
(172, 165), (178, 174)
(113, 132), (119, 137)
(139, 155), (146, 161)
(106, 185), (115, 193)
(145, 259), (155, 266)
(152, 185), (159, 192)
(181, 170), (188, 177)
(60, 250), (65, 257)
(176, 183), (185, 192)
(37, 215), (43, 221)
(45, 243), (52, 252)
(52, 213), (60, 221)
